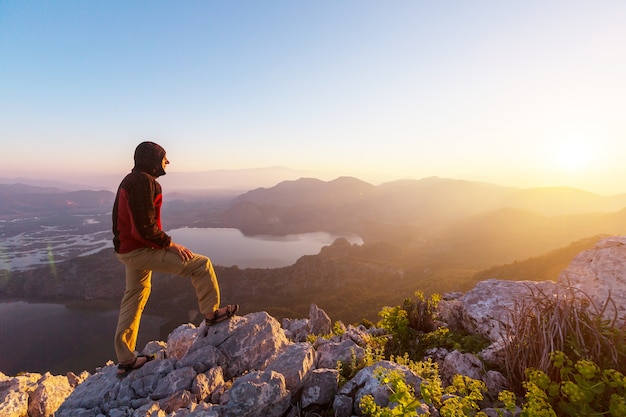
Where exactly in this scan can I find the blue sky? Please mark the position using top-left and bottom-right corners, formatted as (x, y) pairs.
(1, 1), (625, 194)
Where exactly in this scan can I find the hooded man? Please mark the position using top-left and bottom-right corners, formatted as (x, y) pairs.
(112, 141), (238, 377)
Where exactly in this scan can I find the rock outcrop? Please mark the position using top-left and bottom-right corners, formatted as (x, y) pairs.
(558, 235), (626, 324)
(2, 236), (626, 417)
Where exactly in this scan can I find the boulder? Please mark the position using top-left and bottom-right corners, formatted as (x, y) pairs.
(558, 235), (626, 324)
(166, 323), (199, 360)
(308, 303), (332, 335)
(440, 350), (483, 385)
(28, 373), (74, 417)
(265, 342), (316, 395)
(192, 311), (290, 379)
(316, 338), (365, 372)
(301, 368), (339, 409)
(282, 317), (310, 342)
(460, 279), (558, 342)
(220, 371), (291, 417)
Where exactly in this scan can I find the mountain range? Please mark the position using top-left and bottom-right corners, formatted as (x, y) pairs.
(2, 175), (626, 324)
(2, 174), (624, 378)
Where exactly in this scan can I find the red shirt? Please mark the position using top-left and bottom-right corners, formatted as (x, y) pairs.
(112, 169), (171, 253)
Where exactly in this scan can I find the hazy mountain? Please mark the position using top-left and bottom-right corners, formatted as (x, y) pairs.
(472, 235), (607, 283)
(0, 167), (325, 194)
(0, 184), (115, 215)
(501, 187), (626, 215)
(158, 166), (324, 193)
(222, 176), (626, 237)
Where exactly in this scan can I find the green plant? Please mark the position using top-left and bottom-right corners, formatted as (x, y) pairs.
(378, 305), (414, 356)
(359, 365), (493, 417)
(416, 327), (490, 359)
(359, 368), (423, 417)
(502, 352), (626, 416)
(439, 374), (487, 417)
(391, 354), (443, 406)
(404, 290), (441, 333)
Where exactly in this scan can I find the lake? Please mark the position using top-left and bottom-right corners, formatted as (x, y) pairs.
(0, 301), (164, 376)
(1, 221), (363, 270)
(168, 227), (363, 268)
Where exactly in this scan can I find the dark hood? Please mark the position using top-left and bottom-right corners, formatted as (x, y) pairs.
(133, 141), (167, 177)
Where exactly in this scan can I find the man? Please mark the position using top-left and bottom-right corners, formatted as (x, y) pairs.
(112, 141), (238, 378)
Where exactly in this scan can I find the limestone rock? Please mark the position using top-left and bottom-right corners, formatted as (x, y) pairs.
(282, 317), (310, 342)
(265, 342), (316, 395)
(28, 373), (74, 417)
(220, 370), (290, 417)
(558, 235), (626, 324)
(167, 323), (198, 360)
(460, 279), (558, 342)
(0, 389), (29, 417)
(301, 368), (339, 409)
(440, 350), (483, 385)
(193, 311), (290, 379)
(316, 338), (365, 371)
(308, 303), (331, 335)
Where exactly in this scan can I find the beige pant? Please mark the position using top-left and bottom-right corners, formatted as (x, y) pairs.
(114, 247), (220, 363)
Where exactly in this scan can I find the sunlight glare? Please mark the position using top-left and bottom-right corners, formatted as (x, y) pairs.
(552, 141), (594, 172)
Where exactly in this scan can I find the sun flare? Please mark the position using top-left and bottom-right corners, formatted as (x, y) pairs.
(551, 142), (594, 172)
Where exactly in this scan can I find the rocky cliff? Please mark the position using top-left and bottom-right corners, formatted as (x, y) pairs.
(2, 236), (626, 417)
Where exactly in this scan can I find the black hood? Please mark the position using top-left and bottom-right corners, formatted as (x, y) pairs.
(133, 141), (167, 177)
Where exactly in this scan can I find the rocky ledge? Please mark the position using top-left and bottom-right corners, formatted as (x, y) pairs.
(2, 236), (626, 417)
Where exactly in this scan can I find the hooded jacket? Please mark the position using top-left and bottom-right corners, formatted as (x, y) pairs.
(112, 141), (172, 253)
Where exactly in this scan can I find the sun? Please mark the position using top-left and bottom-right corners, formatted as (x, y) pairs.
(551, 141), (594, 172)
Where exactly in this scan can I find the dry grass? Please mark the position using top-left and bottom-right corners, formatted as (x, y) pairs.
(502, 278), (625, 390)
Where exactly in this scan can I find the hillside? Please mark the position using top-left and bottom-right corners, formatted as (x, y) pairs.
(222, 176), (626, 239)
(0, 184), (114, 216)
(471, 234), (608, 282)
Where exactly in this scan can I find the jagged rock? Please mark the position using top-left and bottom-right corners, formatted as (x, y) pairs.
(167, 323), (199, 360)
(132, 401), (166, 416)
(340, 324), (372, 347)
(558, 235), (626, 323)
(66, 371), (90, 388)
(160, 390), (193, 414)
(28, 373), (74, 417)
(436, 293), (464, 332)
(316, 338), (365, 371)
(460, 279), (558, 342)
(150, 366), (196, 400)
(176, 343), (226, 374)
(440, 350), (483, 385)
(219, 370), (291, 417)
(0, 390), (29, 417)
(265, 342), (316, 395)
(192, 311), (290, 379)
(301, 368), (339, 409)
(191, 367), (225, 403)
(0, 373), (43, 417)
(282, 317), (310, 342)
(482, 370), (509, 404)
(308, 303), (331, 335)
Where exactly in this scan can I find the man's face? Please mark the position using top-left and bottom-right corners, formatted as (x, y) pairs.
(162, 156), (169, 171)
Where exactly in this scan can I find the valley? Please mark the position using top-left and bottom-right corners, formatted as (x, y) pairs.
(0, 177), (622, 374)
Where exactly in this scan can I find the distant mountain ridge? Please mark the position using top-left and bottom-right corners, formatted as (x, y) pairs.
(0, 184), (114, 216)
(222, 176), (626, 236)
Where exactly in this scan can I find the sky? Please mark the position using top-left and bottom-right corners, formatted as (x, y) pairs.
(1, 1), (625, 195)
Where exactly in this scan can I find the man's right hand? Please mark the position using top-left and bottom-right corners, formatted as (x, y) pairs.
(168, 242), (194, 262)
